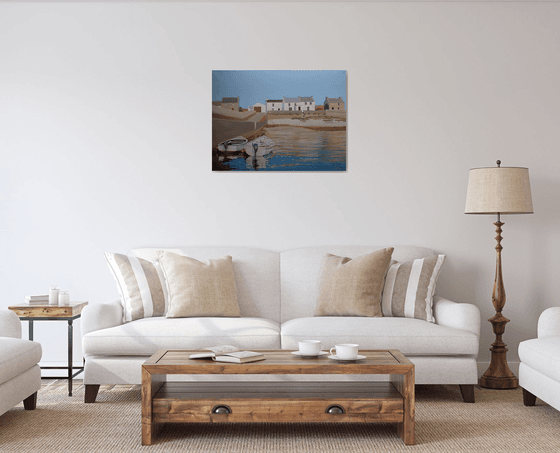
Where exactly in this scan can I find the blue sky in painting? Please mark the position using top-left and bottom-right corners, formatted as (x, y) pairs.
(212, 70), (346, 108)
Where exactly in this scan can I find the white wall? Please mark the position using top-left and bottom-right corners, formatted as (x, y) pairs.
(1, 2), (559, 373)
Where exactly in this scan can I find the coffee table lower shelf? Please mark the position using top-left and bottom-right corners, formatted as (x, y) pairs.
(144, 381), (410, 445)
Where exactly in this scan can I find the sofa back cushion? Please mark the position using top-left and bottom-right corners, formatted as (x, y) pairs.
(158, 252), (241, 318)
(314, 248), (394, 317)
(131, 247), (281, 323)
(280, 246), (437, 323)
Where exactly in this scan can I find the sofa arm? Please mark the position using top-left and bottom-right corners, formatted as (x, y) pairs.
(81, 299), (123, 337)
(538, 307), (560, 338)
(0, 310), (22, 339)
(433, 296), (481, 338)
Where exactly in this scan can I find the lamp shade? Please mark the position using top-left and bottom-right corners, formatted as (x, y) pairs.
(465, 166), (533, 215)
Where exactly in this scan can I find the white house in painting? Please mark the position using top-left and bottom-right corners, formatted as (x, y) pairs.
(297, 96), (315, 111)
(266, 96), (316, 111)
(266, 99), (283, 111)
(249, 103), (266, 113)
(283, 97), (299, 111)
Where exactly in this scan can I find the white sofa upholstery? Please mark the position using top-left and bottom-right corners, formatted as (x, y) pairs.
(82, 246), (481, 403)
(0, 310), (42, 416)
(519, 307), (560, 411)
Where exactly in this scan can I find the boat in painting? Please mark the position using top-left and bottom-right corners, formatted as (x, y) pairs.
(217, 136), (248, 152)
(244, 136), (275, 157)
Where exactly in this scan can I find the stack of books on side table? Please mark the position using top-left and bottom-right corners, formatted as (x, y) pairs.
(24, 295), (49, 305)
(189, 345), (265, 363)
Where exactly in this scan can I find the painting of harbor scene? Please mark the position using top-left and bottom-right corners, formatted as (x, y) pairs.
(212, 70), (346, 171)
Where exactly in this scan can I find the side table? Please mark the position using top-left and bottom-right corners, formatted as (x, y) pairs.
(8, 302), (88, 396)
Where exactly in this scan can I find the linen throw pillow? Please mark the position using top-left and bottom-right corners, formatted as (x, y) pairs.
(381, 255), (446, 323)
(105, 253), (167, 323)
(157, 251), (241, 318)
(314, 248), (394, 317)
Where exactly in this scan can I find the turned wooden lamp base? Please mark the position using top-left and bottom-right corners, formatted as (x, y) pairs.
(478, 313), (519, 390)
(479, 376), (518, 389)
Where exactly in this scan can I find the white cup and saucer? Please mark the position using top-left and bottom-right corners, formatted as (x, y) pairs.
(292, 340), (328, 358)
(328, 344), (366, 361)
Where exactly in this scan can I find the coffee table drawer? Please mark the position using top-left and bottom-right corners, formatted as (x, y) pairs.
(154, 398), (404, 423)
(152, 382), (404, 423)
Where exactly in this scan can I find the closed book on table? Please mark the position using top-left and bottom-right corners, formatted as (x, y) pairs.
(25, 294), (49, 301)
(25, 295), (49, 304)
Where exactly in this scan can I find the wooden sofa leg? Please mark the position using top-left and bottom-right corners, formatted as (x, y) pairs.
(523, 388), (537, 406)
(23, 392), (37, 410)
(85, 384), (100, 403)
(459, 385), (475, 403)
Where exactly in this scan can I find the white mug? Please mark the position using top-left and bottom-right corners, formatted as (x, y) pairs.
(330, 344), (359, 360)
(298, 340), (323, 356)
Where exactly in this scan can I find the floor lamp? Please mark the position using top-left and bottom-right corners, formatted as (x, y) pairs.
(465, 160), (533, 389)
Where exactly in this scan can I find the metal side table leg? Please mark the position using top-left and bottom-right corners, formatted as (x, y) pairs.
(68, 319), (73, 396)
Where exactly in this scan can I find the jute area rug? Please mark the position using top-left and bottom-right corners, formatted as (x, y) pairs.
(1, 381), (559, 453)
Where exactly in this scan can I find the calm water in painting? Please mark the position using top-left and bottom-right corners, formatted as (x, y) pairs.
(218, 127), (346, 171)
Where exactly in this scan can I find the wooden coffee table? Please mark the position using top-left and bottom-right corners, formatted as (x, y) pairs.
(142, 349), (415, 446)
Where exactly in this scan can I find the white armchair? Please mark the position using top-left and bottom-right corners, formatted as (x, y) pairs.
(518, 307), (560, 411)
(0, 310), (42, 416)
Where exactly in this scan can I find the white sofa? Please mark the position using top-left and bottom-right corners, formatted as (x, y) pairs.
(81, 246), (481, 403)
(0, 310), (42, 416)
(519, 307), (560, 411)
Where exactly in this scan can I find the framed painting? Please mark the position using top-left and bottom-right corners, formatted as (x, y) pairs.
(212, 70), (347, 171)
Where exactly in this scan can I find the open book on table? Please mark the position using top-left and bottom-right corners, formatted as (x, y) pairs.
(189, 345), (265, 363)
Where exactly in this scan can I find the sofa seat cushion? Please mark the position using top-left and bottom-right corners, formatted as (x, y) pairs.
(281, 317), (478, 355)
(518, 337), (560, 382)
(83, 317), (280, 356)
(0, 338), (42, 384)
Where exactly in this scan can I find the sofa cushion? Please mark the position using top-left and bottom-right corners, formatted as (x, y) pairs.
(280, 246), (437, 323)
(281, 317), (479, 355)
(0, 338), (42, 384)
(381, 255), (445, 323)
(105, 252), (167, 323)
(314, 248), (393, 317)
(518, 337), (560, 383)
(132, 247), (281, 323)
(83, 317), (280, 356)
(158, 252), (240, 318)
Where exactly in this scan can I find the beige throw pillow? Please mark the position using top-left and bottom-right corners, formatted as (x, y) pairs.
(157, 251), (241, 318)
(314, 248), (394, 317)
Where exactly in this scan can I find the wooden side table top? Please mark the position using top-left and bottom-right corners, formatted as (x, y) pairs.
(8, 302), (88, 318)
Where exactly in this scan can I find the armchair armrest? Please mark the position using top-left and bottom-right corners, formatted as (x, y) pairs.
(81, 299), (123, 337)
(0, 309), (22, 339)
(433, 296), (481, 338)
(538, 307), (560, 338)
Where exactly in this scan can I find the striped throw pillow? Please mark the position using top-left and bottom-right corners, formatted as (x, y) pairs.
(105, 253), (167, 323)
(381, 255), (445, 323)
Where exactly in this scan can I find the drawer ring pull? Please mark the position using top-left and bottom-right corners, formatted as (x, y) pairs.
(326, 405), (345, 415)
(211, 405), (232, 414)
